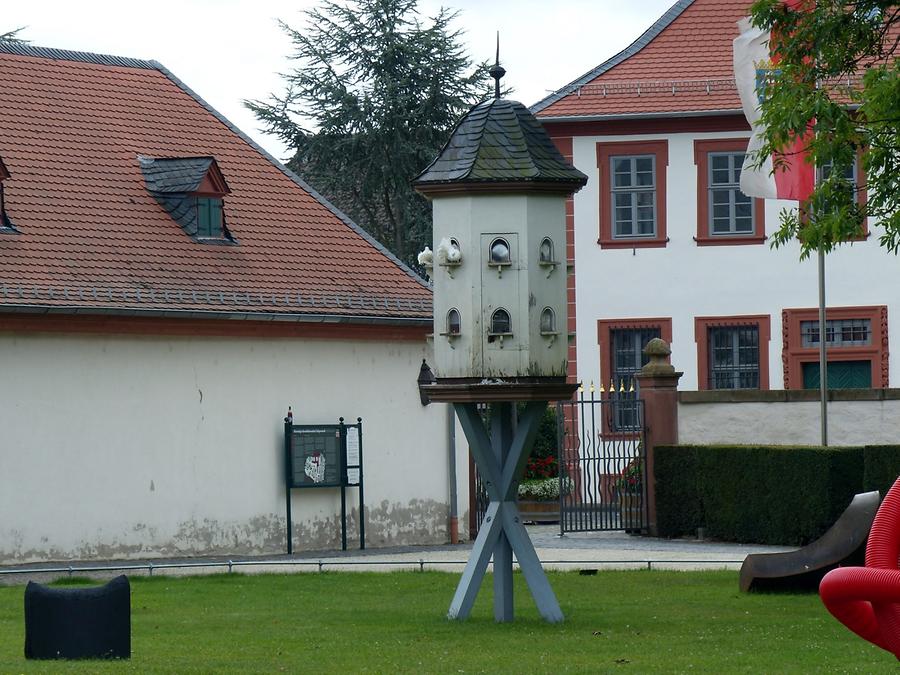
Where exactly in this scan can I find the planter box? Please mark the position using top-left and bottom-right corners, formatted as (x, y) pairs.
(620, 493), (644, 533)
(518, 500), (560, 524)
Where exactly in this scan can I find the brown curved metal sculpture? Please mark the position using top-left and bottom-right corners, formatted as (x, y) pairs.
(739, 491), (880, 593)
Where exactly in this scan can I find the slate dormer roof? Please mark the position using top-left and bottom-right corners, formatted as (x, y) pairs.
(139, 156), (229, 195)
(413, 98), (587, 196)
(140, 156), (233, 240)
(532, 0), (749, 119)
(0, 42), (430, 323)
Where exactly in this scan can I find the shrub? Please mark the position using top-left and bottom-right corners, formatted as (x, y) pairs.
(518, 477), (573, 501)
(523, 406), (559, 480)
(863, 445), (900, 498)
(655, 445), (864, 545)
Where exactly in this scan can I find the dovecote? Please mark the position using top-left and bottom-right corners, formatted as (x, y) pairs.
(414, 98), (587, 382)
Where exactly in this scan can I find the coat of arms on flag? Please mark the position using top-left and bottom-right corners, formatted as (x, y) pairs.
(733, 16), (814, 202)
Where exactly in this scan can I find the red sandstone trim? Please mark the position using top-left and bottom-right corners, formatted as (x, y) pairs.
(694, 314), (771, 391)
(692, 138), (766, 246)
(781, 305), (888, 389)
(596, 140), (669, 249)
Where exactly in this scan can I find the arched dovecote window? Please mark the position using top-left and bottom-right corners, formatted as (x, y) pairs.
(539, 237), (554, 263)
(445, 308), (461, 336)
(488, 237), (511, 266)
(540, 307), (557, 334)
(538, 236), (558, 276)
(489, 308), (512, 336)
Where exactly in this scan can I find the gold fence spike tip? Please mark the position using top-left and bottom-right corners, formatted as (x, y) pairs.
(610, 379), (615, 393)
(619, 379), (625, 393)
(599, 382), (605, 393)
(629, 380), (635, 393)
(578, 383), (584, 393)
(589, 381), (595, 393)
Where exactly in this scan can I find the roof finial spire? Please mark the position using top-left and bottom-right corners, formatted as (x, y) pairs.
(488, 32), (505, 99)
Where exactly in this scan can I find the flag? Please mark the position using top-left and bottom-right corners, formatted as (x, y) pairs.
(733, 15), (814, 201)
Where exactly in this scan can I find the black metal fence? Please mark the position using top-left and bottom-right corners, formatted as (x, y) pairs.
(556, 391), (648, 534)
(468, 396), (648, 538)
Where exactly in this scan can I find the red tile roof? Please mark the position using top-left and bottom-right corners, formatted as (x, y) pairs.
(533, 0), (751, 119)
(0, 44), (431, 322)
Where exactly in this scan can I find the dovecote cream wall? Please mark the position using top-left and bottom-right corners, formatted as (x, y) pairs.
(431, 193), (568, 379)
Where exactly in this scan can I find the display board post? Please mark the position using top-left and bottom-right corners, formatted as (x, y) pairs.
(284, 414), (293, 555)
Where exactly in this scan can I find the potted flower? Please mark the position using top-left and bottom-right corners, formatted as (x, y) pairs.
(516, 408), (565, 523)
(615, 458), (644, 533)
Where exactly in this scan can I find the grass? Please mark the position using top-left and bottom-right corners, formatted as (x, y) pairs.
(0, 570), (895, 673)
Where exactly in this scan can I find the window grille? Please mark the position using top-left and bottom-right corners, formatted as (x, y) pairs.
(708, 152), (753, 235)
(801, 319), (871, 348)
(708, 325), (760, 389)
(610, 327), (660, 430)
(610, 155), (656, 238)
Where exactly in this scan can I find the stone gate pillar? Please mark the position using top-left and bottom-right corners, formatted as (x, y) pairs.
(635, 338), (682, 536)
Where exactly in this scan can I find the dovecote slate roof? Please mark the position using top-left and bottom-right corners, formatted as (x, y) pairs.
(414, 98), (587, 193)
(532, 0), (750, 119)
(0, 42), (431, 322)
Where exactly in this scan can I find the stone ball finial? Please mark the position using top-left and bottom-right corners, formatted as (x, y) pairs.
(641, 338), (676, 376)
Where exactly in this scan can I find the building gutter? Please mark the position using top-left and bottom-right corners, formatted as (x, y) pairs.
(0, 303), (432, 327)
(537, 109), (744, 124)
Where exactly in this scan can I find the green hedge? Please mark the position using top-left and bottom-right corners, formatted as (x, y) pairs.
(655, 445), (866, 545)
(863, 445), (900, 498)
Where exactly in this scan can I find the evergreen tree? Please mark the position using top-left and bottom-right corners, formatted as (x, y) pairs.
(246, 0), (494, 267)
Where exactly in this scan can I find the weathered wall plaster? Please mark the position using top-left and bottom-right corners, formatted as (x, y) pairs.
(0, 332), (468, 563)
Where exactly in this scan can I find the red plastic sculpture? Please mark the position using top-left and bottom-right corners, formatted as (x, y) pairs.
(820, 478), (900, 659)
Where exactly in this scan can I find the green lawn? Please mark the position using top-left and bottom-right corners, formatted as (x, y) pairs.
(0, 570), (894, 673)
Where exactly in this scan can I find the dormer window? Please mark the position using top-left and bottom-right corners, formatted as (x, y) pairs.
(0, 156), (15, 233)
(139, 155), (235, 243)
(196, 197), (224, 239)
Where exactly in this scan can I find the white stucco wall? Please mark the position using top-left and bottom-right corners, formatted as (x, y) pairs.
(0, 330), (468, 563)
(679, 397), (900, 446)
(569, 129), (900, 391)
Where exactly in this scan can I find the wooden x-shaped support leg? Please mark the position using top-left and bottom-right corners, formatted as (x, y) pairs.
(448, 401), (564, 623)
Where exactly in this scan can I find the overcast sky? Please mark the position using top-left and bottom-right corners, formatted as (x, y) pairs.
(4, 0), (676, 160)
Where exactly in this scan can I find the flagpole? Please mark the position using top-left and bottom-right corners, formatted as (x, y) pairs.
(818, 245), (828, 446)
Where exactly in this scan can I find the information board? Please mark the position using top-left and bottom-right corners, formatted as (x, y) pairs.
(289, 426), (342, 488)
(283, 415), (365, 553)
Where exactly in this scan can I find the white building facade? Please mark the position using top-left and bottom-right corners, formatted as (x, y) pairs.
(535, 0), (895, 395)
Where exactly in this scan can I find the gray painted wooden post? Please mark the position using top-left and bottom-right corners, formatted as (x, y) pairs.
(448, 401), (564, 623)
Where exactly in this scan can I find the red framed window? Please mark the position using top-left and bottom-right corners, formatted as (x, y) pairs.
(782, 306), (887, 389)
(597, 318), (672, 432)
(693, 139), (765, 246)
(695, 315), (771, 390)
(815, 154), (869, 241)
(596, 141), (668, 249)
(597, 318), (673, 391)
